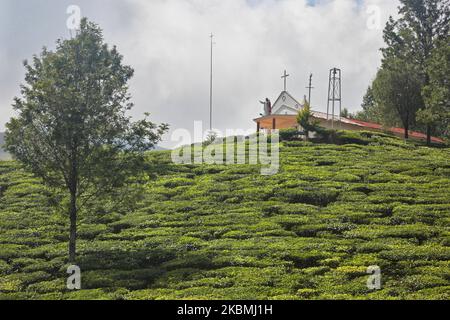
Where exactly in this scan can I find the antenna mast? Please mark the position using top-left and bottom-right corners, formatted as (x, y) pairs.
(209, 33), (214, 131)
(306, 73), (314, 106)
(326, 68), (342, 129)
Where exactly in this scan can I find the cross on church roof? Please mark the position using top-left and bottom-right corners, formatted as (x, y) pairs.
(281, 70), (290, 91)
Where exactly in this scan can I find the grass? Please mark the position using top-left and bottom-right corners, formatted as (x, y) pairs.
(0, 131), (449, 300)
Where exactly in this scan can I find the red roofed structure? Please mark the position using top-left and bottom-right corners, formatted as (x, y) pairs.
(254, 91), (445, 144)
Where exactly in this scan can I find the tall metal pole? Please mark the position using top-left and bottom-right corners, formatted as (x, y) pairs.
(326, 68), (342, 128)
(339, 70), (342, 125)
(209, 33), (214, 131)
(327, 69), (331, 120)
(332, 68), (336, 129)
(306, 73), (314, 106)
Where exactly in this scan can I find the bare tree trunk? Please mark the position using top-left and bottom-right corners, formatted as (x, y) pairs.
(69, 190), (77, 263)
(426, 125), (431, 146)
(68, 154), (78, 264)
(404, 113), (409, 140)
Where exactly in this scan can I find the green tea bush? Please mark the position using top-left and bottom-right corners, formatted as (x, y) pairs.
(400, 275), (448, 292)
(1, 131), (449, 300)
(78, 224), (108, 240)
(27, 279), (66, 294)
(283, 188), (339, 206)
(279, 128), (301, 142)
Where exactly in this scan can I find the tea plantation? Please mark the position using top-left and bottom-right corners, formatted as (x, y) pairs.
(0, 131), (449, 300)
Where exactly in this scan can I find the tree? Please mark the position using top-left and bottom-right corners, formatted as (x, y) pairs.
(419, 38), (450, 141)
(372, 58), (424, 139)
(354, 86), (385, 124)
(5, 19), (169, 263)
(340, 108), (351, 119)
(382, 0), (450, 143)
(203, 131), (218, 147)
(383, 0), (449, 71)
(297, 101), (319, 140)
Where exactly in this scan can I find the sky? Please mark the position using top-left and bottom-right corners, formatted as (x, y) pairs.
(0, 0), (400, 148)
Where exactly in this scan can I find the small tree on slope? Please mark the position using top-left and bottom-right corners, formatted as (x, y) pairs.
(297, 101), (319, 141)
(5, 19), (169, 263)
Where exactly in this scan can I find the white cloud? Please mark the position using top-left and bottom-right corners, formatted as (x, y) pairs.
(0, 0), (400, 147)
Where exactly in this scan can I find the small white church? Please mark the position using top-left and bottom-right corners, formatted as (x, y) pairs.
(254, 89), (354, 133)
(253, 73), (444, 143)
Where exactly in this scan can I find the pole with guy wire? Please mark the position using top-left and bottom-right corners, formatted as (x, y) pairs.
(209, 33), (214, 132)
(306, 73), (314, 106)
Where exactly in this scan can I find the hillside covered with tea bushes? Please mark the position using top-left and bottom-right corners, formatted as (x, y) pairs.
(0, 131), (449, 300)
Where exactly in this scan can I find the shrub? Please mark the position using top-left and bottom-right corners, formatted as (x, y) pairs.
(279, 128), (301, 142)
(27, 279), (65, 293)
(284, 189), (339, 206)
(401, 275), (448, 292)
(297, 288), (319, 299)
(1, 129), (449, 300)
(78, 224), (108, 240)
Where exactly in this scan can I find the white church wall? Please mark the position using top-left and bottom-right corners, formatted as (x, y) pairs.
(271, 91), (303, 115)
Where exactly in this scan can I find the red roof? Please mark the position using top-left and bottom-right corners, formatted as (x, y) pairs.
(345, 118), (445, 143)
(256, 110), (445, 144)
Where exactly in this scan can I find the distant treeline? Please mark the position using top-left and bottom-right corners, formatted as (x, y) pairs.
(0, 132), (11, 160)
(352, 1), (449, 143)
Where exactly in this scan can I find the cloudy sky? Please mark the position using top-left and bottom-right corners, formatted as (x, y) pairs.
(0, 0), (399, 147)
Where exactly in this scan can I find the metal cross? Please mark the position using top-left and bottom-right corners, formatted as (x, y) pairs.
(281, 70), (289, 91)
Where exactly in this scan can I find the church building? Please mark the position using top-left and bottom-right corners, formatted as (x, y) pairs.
(254, 90), (384, 134)
(253, 75), (444, 144)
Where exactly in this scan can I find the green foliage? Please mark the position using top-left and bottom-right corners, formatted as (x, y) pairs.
(372, 58), (424, 138)
(279, 128), (300, 142)
(382, 0), (449, 68)
(0, 132), (449, 300)
(353, 86), (384, 124)
(203, 131), (219, 147)
(296, 101), (319, 139)
(4, 18), (168, 262)
(419, 37), (450, 140)
(368, 0), (449, 143)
